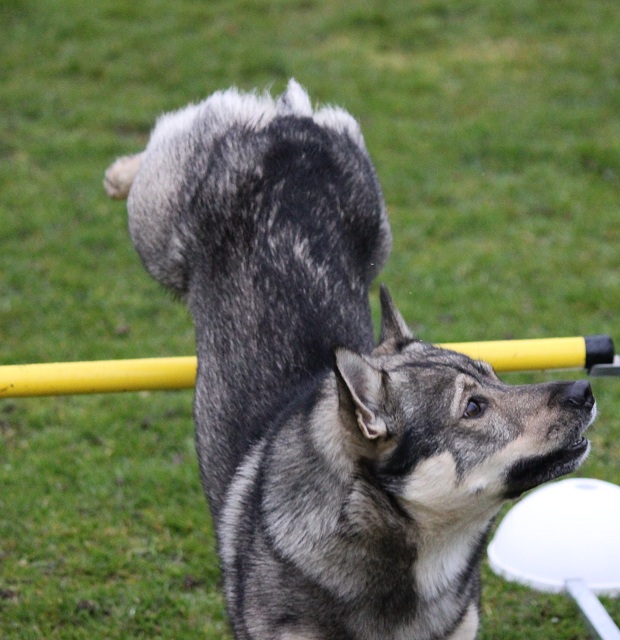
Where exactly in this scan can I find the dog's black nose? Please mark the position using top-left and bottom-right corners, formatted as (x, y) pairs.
(566, 380), (595, 409)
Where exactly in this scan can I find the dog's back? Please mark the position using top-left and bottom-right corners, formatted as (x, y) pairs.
(125, 80), (392, 515)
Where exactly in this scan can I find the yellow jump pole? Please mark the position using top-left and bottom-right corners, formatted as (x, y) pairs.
(0, 356), (197, 398)
(0, 336), (614, 398)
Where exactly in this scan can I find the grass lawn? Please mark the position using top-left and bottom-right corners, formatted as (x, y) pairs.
(1, 0), (619, 637)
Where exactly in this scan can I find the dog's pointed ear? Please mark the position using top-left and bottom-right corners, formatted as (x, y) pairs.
(379, 284), (413, 344)
(333, 347), (387, 440)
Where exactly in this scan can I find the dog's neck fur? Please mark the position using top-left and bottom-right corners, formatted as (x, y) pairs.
(287, 378), (491, 639)
(410, 505), (495, 635)
(398, 451), (502, 601)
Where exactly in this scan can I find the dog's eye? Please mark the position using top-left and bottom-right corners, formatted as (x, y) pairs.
(463, 399), (487, 419)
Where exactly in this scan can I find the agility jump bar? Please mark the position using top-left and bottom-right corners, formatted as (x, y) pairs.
(0, 335), (615, 398)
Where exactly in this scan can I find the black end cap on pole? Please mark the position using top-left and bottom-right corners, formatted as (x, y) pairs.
(585, 335), (615, 370)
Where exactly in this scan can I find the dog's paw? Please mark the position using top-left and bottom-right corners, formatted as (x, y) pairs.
(103, 152), (144, 200)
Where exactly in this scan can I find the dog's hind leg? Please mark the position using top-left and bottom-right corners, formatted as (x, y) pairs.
(117, 102), (209, 297)
(118, 89), (282, 297)
(104, 137), (191, 295)
(103, 152), (145, 200)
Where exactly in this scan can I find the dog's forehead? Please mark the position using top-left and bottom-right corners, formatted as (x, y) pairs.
(382, 341), (497, 383)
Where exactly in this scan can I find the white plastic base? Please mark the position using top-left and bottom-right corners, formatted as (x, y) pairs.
(488, 478), (620, 596)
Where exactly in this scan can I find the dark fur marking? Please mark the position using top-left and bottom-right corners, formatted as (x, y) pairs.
(503, 444), (586, 499)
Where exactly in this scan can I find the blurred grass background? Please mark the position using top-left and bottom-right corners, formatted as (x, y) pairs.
(1, 0), (619, 638)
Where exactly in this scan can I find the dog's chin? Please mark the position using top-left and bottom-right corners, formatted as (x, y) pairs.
(503, 436), (591, 500)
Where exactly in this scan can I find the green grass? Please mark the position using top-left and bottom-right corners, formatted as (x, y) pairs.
(1, 0), (619, 637)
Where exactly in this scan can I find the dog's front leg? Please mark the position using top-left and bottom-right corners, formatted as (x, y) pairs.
(445, 604), (479, 640)
(103, 152), (145, 199)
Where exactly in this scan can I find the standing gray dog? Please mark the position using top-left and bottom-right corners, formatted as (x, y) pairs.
(105, 80), (596, 640)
